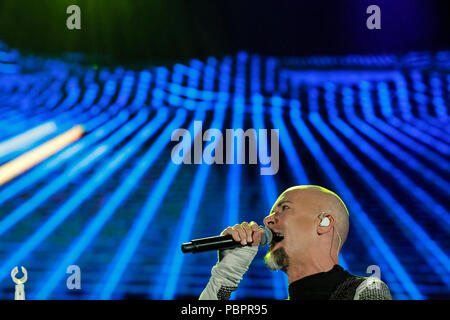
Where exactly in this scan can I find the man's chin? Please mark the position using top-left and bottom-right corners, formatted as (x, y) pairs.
(269, 240), (283, 252)
(264, 247), (289, 271)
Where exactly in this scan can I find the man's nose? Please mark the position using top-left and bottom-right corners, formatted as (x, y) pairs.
(264, 213), (277, 226)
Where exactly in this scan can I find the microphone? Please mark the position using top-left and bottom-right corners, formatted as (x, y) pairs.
(181, 227), (273, 253)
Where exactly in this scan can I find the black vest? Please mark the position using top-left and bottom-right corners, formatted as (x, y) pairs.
(288, 264), (366, 300)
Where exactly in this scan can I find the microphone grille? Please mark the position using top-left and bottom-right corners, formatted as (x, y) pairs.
(259, 227), (273, 246)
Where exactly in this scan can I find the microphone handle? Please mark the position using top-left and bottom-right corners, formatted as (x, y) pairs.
(181, 235), (242, 253)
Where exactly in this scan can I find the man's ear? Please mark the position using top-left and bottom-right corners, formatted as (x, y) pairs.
(317, 213), (335, 235)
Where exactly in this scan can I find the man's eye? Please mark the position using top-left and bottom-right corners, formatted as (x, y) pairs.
(282, 205), (289, 210)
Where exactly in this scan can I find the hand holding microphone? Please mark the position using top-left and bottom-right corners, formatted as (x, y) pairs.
(222, 221), (268, 246)
(182, 221), (272, 253)
(196, 221), (272, 300)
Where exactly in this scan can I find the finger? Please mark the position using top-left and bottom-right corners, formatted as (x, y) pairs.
(233, 224), (248, 245)
(251, 224), (265, 246)
(222, 226), (240, 242)
(248, 221), (262, 246)
(249, 221), (260, 232)
(249, 221), (265, 246)
(241, 222), (253, 243)
(249, 221), (264, 235)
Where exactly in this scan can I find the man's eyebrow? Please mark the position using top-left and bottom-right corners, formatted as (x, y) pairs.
(277, 200), (293, 207)
(270, 200), (293, 214)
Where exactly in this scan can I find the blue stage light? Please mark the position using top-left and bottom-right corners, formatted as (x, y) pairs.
(0, 45), (448, 300)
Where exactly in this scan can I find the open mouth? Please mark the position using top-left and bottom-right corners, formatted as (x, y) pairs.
(271, 232), (285, 247)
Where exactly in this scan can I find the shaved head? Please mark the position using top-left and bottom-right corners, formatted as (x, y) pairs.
(279, 185), (350, 245)
(264, 185), (350, 282)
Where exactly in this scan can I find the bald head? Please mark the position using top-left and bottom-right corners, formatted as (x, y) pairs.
(264, 185), (350, 276)
(278, 185), (350, 246)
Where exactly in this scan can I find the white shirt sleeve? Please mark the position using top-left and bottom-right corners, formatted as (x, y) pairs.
(199, 245), (259, 300)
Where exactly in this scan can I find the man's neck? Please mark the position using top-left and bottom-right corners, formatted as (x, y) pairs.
(286, 258), (336, 284)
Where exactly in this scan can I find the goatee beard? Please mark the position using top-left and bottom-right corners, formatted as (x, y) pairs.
(264, 247), (289, 272)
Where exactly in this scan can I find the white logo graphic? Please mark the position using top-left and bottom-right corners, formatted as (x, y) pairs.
(171, 121), (280, 175)
(66, 265), (81, 290)
(66, 5), (81, 30)
(366, 5), (381, 30)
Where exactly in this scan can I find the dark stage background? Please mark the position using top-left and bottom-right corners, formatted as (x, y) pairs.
(0, 0), (448, 300)
(1, 0), (449, 62)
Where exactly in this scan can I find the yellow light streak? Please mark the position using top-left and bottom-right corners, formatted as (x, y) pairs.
(0, 125), (84, 186)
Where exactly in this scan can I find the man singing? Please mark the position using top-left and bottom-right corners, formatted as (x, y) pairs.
(199, 185), (392, 300)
